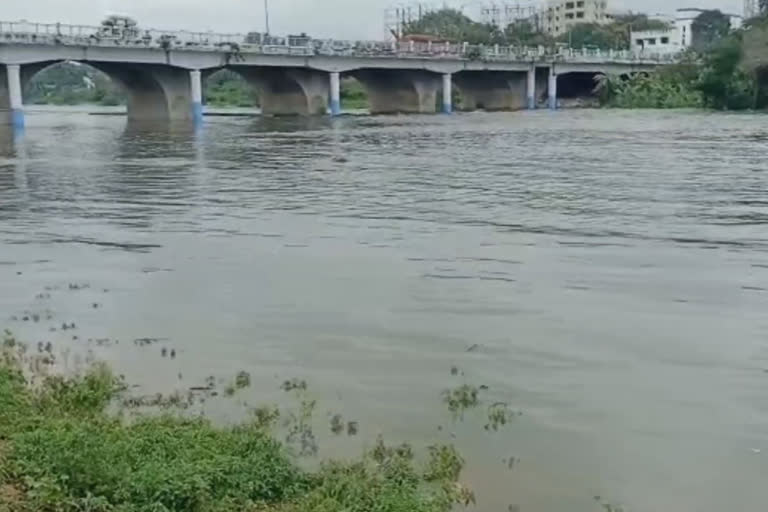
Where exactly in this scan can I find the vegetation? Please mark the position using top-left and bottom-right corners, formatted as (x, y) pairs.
(0, 331), (476, 512)
(204, 70), (257, 108)
(401, 8), (670, 49)
(25, 63), (123, 106)
(690, 9), (732, 52)
(340, 78), (368, 110)
(602, 14), (768, 110)
(555, 14), (671, 50)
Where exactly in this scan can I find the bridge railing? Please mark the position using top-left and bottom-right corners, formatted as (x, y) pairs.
(0, 20), (681, 63)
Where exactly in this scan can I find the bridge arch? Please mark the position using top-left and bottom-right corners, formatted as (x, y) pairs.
(349, 69), (441, 114)
(556, 71), (604, 107)
(3, 60), (196, 123)
(227, 66), (329, 116)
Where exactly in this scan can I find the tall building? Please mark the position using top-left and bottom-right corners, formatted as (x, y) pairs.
(541, 0), (611, 37)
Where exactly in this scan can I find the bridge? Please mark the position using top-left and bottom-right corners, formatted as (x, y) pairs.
(0, 20), (676, 129)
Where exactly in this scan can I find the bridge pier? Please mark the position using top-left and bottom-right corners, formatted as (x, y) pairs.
(352, 69), (440, 114)
(329, 72), (341, 116)
(0, 65), (25, 130)
(233, 67), (329, 116)
(453, 71), (527, 111)
(548, 67), (558, 110)
(190, 70), (203, 125)
(442, 73), (452, 114)
(527, 65), (536, 110)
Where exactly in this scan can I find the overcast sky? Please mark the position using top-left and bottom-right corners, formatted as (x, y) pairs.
(3, 0), (744, 40)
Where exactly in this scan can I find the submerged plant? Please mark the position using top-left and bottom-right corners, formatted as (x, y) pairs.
(442, 384), (481, 420)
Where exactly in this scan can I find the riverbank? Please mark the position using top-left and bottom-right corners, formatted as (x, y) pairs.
(0, 330), (475, 512)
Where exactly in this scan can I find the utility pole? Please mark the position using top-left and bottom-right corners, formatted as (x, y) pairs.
(264, 0), (271, 35)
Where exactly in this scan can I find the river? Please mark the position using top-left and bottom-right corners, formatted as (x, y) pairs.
(1, 107), (767, 511)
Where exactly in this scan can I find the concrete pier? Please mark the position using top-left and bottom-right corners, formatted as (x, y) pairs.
(329, 72), (341, 116)
(453, 71), (527, 111)
(352, 70), (441, 114)
(190, 70), (203, 125)
(6, 65), (24, 129)
(442, 73), (452, 114)
(234, 67), (329, 116)
(527, 65), (536, 110)
(548, 67), (558, 110)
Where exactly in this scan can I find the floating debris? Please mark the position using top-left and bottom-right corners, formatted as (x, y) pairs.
(466, 344), (481, 353)
(346, 421), (359, 436)
(484, 402), (520, 432)
(281, 378), (308, 392)
(442, 384), (481, 420)
(235, 371), (251, 389)
(330, 414), (344, 435)
(450, 365), (459, 376)
(170, 349), (176, 359)
(133, 337), (169, 347)
(161, 348), (168, 358)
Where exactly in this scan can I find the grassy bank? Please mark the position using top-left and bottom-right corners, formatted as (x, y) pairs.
(0, 331), (473, 512)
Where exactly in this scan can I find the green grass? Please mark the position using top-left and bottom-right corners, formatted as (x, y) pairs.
(0, 331), (470, 512)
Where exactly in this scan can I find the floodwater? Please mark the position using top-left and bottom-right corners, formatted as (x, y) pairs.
(1, 107), (767, 512)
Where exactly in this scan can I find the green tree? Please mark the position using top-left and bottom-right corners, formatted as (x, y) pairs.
(691, 10), (731, 52)
(402, 8), (502, 44)
(558, 23), (628, 49)
(504, 20), (554, 46)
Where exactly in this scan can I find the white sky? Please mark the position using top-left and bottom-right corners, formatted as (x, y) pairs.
(1, 0), (745, 40)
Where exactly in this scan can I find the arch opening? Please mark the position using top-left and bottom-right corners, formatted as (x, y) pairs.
(556, 72), (602, 108)
(23, 61), (125, 107)
(10, 61), (193, 122)
(204, 69), (257, 108)
(228, 66), (328, 116)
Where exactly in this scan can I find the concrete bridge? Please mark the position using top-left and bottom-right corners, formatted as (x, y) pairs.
(0, 20), (677, 129)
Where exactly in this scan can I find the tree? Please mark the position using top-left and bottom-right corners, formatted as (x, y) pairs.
(614, 13), (672, 32)
(504, 20), (554, 47)
(401, 8), (503, 45)
(691, 10), (731, 52)
(557, 23), (628, 49)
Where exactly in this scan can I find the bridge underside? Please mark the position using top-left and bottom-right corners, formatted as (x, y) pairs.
(230, 66), (329, 116)
(453, 70), (528, 111)
(351, 69), (441, 114)
(557, 71), (602, 106)
(1, 61), (196, 124)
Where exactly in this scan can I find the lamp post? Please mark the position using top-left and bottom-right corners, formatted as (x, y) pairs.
(264, 0), (270, 35)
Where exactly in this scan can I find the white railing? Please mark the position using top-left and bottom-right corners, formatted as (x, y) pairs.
(0, 20), (681, 64)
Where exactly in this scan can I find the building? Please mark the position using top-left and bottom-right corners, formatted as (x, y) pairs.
(541, 0), (611, 37)
(630, 8), (744, 54)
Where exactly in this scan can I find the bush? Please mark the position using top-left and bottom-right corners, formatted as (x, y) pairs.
(0, 335), (469, 512)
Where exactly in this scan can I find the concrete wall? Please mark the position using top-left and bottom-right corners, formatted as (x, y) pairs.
(351, 69), (440, 114)
(231, 67), (329, 116)
(453, 71), (527, 111)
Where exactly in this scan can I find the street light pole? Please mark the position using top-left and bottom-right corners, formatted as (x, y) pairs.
(264, 0), (271, 35)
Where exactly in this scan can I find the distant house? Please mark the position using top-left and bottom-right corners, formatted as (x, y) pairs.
(630, 8), (743, 54)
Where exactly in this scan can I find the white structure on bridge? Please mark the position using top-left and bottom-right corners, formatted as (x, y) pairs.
(0, 19), (674, 130)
